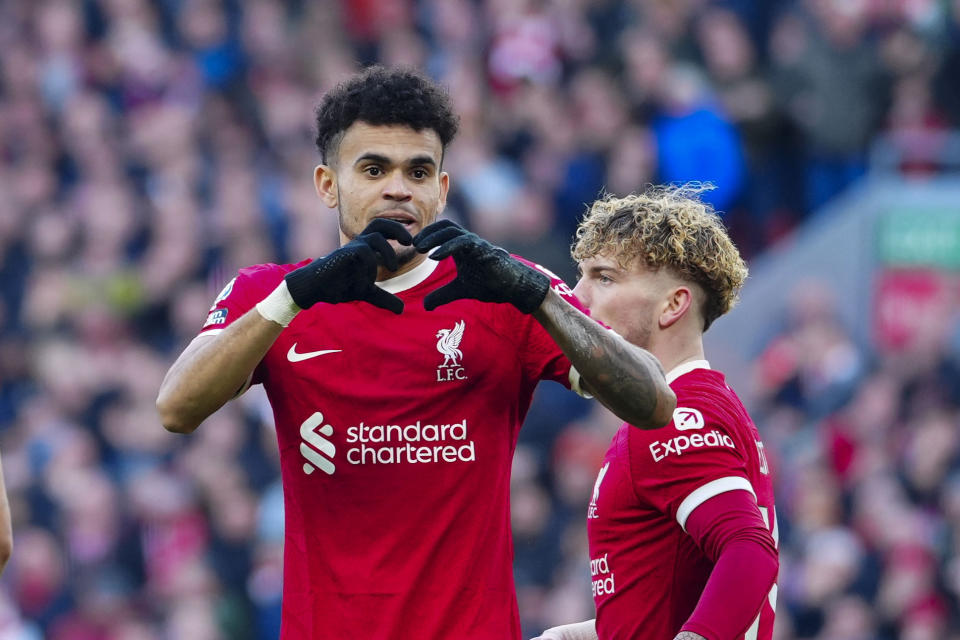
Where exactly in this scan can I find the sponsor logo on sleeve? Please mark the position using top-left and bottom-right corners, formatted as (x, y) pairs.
(203, 308), (228, 328)
(527, 261), (575, 298)
(212, 278), (235, 306)
(673, 407), (705, 431)
(532, 262), (575, 297)
(553, 281), (574, 297)
(202, 278), (236, 327)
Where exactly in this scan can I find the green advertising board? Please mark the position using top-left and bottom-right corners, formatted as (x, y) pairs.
(877, 207), (960, 269)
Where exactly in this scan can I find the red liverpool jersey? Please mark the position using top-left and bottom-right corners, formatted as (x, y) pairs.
(586, 361), (778, 640)
(199, 255), (584, 639)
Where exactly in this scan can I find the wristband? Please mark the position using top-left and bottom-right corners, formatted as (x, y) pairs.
(539, 620), (598, 640)
(256, 281), (302, 327)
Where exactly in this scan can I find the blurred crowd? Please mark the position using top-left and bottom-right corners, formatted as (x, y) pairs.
(0, 0), (959, 638)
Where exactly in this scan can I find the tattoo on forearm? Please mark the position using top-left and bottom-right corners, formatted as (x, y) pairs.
(535, 292), (669, 427)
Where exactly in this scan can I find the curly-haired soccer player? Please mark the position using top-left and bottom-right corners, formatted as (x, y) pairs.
(157, 66), (675, 639)
(534, 186), (778, 640)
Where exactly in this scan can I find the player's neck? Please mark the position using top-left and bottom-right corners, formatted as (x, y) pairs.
(652, 331), (705, 378)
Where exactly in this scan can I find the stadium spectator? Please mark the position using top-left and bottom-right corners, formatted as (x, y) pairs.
(772, 2), (886, 210)
(934, 0), (960, 128)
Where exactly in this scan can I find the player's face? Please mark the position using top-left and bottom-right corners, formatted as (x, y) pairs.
(573, 254), (672, 350)
(314, 122), (450, 270)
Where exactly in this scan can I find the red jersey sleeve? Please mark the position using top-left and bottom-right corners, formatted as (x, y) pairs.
(199, 264), (289, 336)
(628, 387), (755, 530)
(198, 264), (292, 390)
(681, 490), (779, 640)
(509, 257), (590, 389)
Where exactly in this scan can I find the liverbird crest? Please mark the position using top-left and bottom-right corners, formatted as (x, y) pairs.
(436, 320), (466, 368)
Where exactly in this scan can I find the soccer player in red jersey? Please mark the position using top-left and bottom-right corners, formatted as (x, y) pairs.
(534, 186), (779, 640)
(156, 66), (675, 639)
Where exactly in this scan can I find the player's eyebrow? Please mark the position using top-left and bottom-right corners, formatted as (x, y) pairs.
(354, 153), (437, 170)
(354, 153), (392, 167)
(406, 155), (437, 167)
(585, 264), (620, 276)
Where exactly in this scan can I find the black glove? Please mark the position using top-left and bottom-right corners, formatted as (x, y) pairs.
(285, 219), (413, 314)
(413, 220), (549, 313)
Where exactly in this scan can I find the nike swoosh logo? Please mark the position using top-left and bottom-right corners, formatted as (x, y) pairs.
(287, 344), (342, 362)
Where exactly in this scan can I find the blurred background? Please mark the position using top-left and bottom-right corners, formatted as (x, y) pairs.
(0, 0), (959, 638)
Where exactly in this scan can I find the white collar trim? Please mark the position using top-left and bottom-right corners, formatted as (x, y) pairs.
(375, 252), (439, 294)
(665, 359), (711, 384)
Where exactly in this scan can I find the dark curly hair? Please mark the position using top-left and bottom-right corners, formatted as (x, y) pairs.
(314, 65), (460, 165)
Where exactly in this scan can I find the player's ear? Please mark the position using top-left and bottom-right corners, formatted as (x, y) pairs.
(659, 285), (692, 329)
(314, 164), (338, 209)
(437, 171), (450, 214)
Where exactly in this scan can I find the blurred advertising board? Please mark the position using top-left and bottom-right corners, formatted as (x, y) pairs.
(874, 207), (959, 352)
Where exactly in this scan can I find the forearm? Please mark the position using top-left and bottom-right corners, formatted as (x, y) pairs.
(0, 455), (11, 574)
(157, 309), (284, 433)
(533, 289), (676, 428)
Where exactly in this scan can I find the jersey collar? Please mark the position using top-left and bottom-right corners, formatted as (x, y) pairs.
(665, 359), (711, 383)
(375, 251), (440, 294)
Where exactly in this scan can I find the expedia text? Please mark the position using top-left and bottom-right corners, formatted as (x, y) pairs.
(649, 429), (735, 462)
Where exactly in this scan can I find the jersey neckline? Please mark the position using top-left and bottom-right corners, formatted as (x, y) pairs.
(375, 250), (440, 294)
(665, 358), (711, 383)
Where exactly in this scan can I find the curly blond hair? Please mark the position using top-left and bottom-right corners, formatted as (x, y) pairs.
(572, 184), (748, 330)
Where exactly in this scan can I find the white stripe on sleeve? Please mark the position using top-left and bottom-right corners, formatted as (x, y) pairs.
(676, 476), (756, 531)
